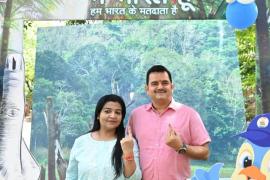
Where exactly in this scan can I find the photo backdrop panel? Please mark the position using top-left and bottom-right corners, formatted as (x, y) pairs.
(31, 20), (245, 176)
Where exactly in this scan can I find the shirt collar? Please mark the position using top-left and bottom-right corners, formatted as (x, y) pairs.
(145, 98), (177, 111)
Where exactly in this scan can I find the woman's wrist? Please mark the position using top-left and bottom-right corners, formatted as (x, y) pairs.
(123, 152), (134, 161)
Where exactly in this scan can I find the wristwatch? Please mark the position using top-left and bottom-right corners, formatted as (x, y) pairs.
(177, 143), (188, 154)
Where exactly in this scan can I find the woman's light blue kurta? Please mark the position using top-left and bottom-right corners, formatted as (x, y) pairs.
(65, 133), (142, 180)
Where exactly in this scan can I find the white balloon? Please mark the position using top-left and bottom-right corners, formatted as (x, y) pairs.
(237, 0), (255, 4)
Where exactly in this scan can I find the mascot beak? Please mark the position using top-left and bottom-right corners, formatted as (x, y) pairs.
(239, 166), (266, 180)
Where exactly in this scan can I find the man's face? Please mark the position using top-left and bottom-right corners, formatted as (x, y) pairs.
(146, 72), (174, 103)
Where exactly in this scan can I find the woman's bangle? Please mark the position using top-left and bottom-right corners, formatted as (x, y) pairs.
(123, 153), (134, 161)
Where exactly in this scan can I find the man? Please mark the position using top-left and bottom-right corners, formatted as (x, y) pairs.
(128, 65), (211, 180)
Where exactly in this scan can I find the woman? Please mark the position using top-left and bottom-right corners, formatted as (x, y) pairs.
(65, 94), (141, 180)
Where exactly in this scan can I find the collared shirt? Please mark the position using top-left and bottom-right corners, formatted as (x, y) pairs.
(128, 100), (211, 180)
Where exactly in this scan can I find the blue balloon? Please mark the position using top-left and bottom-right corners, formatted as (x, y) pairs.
(226, 1), (258, 29)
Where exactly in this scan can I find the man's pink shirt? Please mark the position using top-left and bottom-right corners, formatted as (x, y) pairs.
(128, 100), (211, 180)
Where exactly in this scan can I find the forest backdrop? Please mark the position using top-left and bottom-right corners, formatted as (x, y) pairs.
(28, 21), (245, 174)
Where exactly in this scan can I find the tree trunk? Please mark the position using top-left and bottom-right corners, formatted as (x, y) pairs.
(56, 148), (68, 180)
(0, 0), (12, 64)
(46, 97), (56, 180)
(255, 0), (270, 113)
(209, 0), (226, 19)
(255, 44), (262, 115)
(0, 0), (12, 102)
(197, 0), (206, 19)
(39, 166), (46, 180)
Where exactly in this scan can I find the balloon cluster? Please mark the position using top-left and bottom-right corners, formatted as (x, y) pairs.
(226, 0), (258, 29)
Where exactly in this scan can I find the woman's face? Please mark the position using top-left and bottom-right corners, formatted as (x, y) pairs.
(98, 101), (123, 131)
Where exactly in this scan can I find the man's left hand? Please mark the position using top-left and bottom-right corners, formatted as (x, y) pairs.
(165, 123), (182, 151)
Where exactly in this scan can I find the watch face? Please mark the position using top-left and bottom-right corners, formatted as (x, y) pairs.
(178, 144), (187, 154)
(179, 148), (186, 154)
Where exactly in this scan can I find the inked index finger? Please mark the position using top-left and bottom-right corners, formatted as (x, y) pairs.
(169, 124), (177, 135)
(127, 126), (133, 138)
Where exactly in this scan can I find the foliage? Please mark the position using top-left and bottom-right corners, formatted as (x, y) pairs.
(23, 21), (67, 102)
(235, 25), (256, 121)
(23, 20), (36, 103)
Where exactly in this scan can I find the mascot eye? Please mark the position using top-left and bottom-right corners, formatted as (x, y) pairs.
(239, 151), (253, 168)
(237, 0), (255, 4)
(243, 156), (252, 168)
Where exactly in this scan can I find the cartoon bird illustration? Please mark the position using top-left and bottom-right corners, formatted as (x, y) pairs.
(231, 113), (270, 180)
(191, 163), (224, 180)
(226, 0), (258, 29)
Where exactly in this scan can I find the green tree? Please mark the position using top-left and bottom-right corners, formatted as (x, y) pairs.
(236, 26), (256, 121)
(31, 50), (70, 149)
(255, 0), (270, 113)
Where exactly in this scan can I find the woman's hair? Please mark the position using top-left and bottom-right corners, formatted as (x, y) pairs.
(89, 94), (126, 179)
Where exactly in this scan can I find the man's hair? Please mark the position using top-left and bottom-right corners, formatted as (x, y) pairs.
(146, 65), (172, 84)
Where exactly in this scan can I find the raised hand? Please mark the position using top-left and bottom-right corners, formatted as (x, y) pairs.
(165, 124), (182, 151)
(120, 126), (134, 155)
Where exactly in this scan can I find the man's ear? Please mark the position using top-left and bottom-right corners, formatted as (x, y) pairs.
(145, 84), (149, 94)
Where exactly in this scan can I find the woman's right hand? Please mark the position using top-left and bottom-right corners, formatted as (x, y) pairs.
(120, 126), (134, 155)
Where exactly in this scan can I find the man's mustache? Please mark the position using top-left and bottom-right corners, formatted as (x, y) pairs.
(154, 90), (167, 93)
